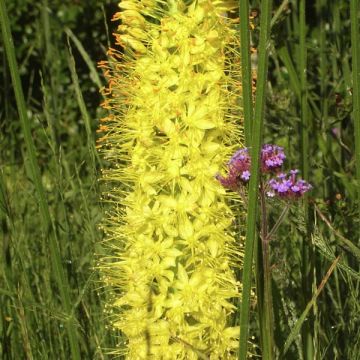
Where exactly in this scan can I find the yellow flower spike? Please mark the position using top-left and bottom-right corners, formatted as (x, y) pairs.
(98, 0), (249, 358)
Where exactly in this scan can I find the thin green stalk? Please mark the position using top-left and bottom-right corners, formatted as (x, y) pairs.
(238, 0), (253, 145)
(315, 204), (360, 261)
(254, 234), (265, 352)
(67, 40), (100, 173)
(266, 204), (289, 241)
(238, 0), (272, 358)
(318, 0), (331, 202)
(280, 257), (340, 358)
(277, 46), (301, 97)
(298, 1), (314, 358)
(65, 27), (103, 90)
(270, 0), (289, 28)
(0, 1), (81, 359)
(350, 0), (360, 245)
(0, 171), (17, 358)
(299, 0), (309, 183)
(260, 184), (274, 360)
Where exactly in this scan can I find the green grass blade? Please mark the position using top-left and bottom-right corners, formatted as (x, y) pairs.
(238, 0), (253, 146)
(0, 1), (81, 358)
(67, 40), (101, 171)
(299, 0), (309, 183)
(350, 0), (360, 245)
(315, 204), (360, 261)
(271, 0), (289, 28)
(65, 27), (103, 90)
(280, 257), (339, 358)
(238, 0), (273, 359)
(298, 1), (315, 358)
(277, 46), (301, 98)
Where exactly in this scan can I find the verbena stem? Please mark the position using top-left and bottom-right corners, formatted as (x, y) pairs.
(260, 183), (274, 360)
(266, 204), (290, 241)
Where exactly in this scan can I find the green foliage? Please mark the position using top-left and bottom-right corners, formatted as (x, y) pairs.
(0, 0), (117, 358)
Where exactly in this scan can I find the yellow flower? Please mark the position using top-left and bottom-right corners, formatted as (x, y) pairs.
(98, 0), (245, 358)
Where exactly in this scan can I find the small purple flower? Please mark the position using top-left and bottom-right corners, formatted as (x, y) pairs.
(267, 170), (312, 199)
(261, 144), (286, 173)
(241, 170), (251, 181)
(215, 147), (252, 190)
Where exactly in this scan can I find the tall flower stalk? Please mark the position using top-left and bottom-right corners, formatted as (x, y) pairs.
(218, 144), (312, 358)
(97, 1), (246, 358)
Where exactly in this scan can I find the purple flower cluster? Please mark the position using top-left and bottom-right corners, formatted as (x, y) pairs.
(267, 170), (312, 198)
(261, 144), (286, 172)
(216, 144), (312, 199)
(215, 148), (251, 190)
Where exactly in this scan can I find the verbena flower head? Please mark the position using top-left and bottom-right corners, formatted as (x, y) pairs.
(267, 170), (312, 199)
(216, 144), (286, 190)
(261, 144), (286, 172)
(216, 148), (251, 190)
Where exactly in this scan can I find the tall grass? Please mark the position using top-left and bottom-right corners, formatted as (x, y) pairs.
(0, 1), (81, 358)
(1, 1), (114, 358)
(238, 0), (253, 146)
(297, 1), (315, 358)
(238, 0), (272, 359)
(350, 0), (360, 242)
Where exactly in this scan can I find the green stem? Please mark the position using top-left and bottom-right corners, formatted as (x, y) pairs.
(280, 257), (340, 357)
(266, 204), (290, 241)
(0, 1), (81, 358)
(260, 185), (274, 360)
(237, 0), (272, 358)
(270, 0), (289, 28)
(350, 0), (360, 245)
(299, 0), (309, 182)
(298, 1), (314, 358)
(239, 0), (253, 146)
(317, 0), (331, 204)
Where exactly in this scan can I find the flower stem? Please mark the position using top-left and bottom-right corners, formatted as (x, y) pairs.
(266, 204), (290, 241)
(260, 183), (274, 360)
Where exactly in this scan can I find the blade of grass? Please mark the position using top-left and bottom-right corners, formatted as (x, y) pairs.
(0, 1), (81, 359)
(299, 0), (309, 186)
(67, 39), (101, 172)
(270, 0), (289, 28)
(238, 0), (253, 146)
(298, 1), (315, 358)
(350, 0), (360, 245)
(317, 0), (332, 205)
(314, 204), (360, 260)
(237, 0), (273, 359)
(65, 27), (103, 90)
(277, 46), (319, 119)
(277, 46), (301, 98)
(280, 256), (340, 358)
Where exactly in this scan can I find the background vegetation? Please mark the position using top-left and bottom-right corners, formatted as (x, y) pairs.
(1, 0), (359, 359)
